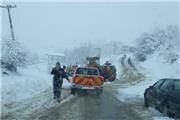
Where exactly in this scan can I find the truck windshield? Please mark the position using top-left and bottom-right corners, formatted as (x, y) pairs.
(76, 68), (99, 75)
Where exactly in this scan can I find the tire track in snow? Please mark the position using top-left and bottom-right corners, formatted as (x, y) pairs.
(1, 87), (74, 120)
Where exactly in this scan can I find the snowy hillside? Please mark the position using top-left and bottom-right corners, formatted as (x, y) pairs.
(116, 32), (179, 120)
(141, 52), (180, 80)
(116, 54), (179, 120)
(117, 41), (180, 100)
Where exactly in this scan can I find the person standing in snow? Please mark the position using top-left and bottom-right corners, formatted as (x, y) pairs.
(62, 65), (70, 82)
(128, 58), (131, 64)
(51, 62), (69, 102)
(121, 54), (126, 65)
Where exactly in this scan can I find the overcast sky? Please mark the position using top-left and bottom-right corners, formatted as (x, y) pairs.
(2, 2), (179, 54)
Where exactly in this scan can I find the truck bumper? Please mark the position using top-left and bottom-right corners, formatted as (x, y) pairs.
(71, 84), (103, 90)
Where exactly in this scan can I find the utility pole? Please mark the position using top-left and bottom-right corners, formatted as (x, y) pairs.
(0, 4), (16, 40)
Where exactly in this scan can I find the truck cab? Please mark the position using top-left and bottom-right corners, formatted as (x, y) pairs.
(71, 67), (104, 95)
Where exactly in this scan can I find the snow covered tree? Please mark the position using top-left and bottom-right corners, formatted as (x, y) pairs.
(157, 25), (179, 63)
(134, 32), (155, 61)
(134, 25), (179, 62)
(1, 39), (28, 72)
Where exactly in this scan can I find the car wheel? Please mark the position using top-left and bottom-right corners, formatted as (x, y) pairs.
(162, 103), (170, 117)
(144, 97), (149, 107)
(96, 88), (103, 96)
(144, 93), (149, 107)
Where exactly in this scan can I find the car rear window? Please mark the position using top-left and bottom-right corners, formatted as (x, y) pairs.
(76, 68), (99, 75)
(174, 80), (180, 90)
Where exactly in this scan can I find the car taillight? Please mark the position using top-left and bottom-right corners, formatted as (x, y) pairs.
(99, 76), (104, 81)
(73, 75), (80, 82)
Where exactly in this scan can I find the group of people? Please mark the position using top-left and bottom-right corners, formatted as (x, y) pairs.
(121, 54), (132, 65)
(51, 62), (70, 102)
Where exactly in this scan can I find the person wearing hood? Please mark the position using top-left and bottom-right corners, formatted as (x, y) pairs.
(51, 62), (69, 102)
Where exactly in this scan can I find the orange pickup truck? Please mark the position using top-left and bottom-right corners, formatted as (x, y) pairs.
(71, 67), (104, 95)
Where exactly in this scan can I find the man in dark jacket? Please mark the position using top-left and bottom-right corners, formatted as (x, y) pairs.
(51, 62), (69, 102)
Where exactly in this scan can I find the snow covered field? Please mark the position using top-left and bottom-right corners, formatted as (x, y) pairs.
(1, 62), (71, 105)
(1, 62), (73, 119)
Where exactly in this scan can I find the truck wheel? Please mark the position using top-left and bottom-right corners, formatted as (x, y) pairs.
(96, 88), (103, 96)
(161, 102), (172, 117)
(71, 88), (76, 95)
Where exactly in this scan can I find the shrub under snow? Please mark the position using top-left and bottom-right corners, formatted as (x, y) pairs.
(1, 39), (28, 72)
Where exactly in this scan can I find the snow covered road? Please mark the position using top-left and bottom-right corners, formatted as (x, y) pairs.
(21, 84), (144, 120)
(1, 58), (178, 120)
(2, 82), (163, 120)
(1, 80), (176, 120)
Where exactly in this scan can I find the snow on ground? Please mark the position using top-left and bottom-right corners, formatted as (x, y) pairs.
(116, 52), (179, 120)
(1, 62), (71, 104)
(141, 52), (180, 80)
(117, 52), (180, 102)
(1, 62), (73, 119)
(117, 80), (154, 102)
(146, 107), (175, 120)
(153, 116), (174, 120)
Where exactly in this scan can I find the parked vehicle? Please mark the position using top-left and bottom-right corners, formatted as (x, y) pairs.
(144, 78), (180, 118)
(71, 67), (104, 95)
(66, 64), (78, 76)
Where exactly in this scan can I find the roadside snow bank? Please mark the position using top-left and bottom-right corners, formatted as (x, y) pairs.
(141, 53), (180, 80)
(117, 53), (179, 120)
(117, 52), (180, 101)
(148, 107), (174, 120)
(153, 116), (174, 120)
(117, 79), (156, 102)
(1, 63), (51, 103)
(1, 62), (71, 103)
